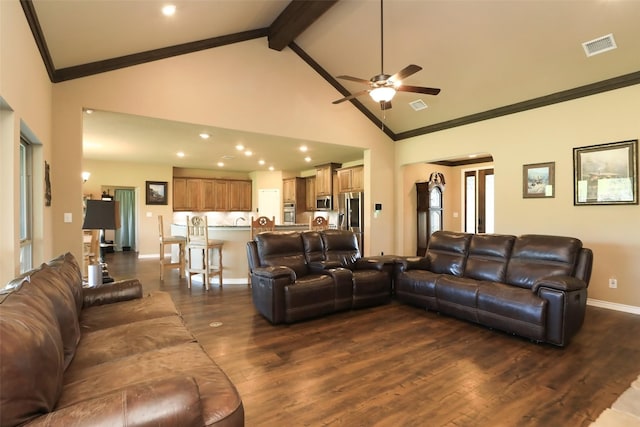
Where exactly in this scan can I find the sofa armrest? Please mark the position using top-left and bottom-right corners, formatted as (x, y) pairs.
(308, 260), (342, 273)
(531, 275), (587, 294)
(252, 266), (295, 281)
(354, 258), (385, 271)
(24, 376), (204, 427)
(397, 256), (430, 272)
(82, 278), (143, 308)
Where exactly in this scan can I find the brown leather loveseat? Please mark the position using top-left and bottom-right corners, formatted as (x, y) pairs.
(395, 231), (593, 346)
(0, 252), (243, 427)
(246, 229), (392, 324)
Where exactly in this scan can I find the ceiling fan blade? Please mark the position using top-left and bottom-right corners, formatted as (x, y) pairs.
(397, 85), (441, 95)
(336, 75), (371, 85)
(332, 90), (370, 104)
(390, 64), (422, 82)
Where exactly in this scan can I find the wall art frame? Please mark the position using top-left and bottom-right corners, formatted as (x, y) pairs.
(523, 162), (555, 198)
(573, 139), (638, 205)
(145, 181), (168, 205)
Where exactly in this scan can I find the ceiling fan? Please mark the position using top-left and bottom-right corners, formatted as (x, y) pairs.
(332, 0), (440, 110)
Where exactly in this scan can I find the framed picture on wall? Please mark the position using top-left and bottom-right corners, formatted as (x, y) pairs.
(523, 162), (555, 198)
(146, 181), (168, 205)
(573, 140), (638, 205)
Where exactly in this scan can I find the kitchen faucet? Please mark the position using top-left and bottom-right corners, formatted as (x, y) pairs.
(234, 217), (246, 226)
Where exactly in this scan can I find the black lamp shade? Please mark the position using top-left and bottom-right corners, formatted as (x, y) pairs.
(82, 200), (119, 230)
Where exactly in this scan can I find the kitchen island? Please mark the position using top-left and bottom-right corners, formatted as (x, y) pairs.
(171, 223), (308, 285)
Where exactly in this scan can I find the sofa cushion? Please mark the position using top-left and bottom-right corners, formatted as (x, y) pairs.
(464, 234), (515, 282)
(255, 231), (309, 279)
(68, 315), (196, 373)
(302, 231), (325, 263)
(321, 229), (360, 268)
(47, 252), (84, 313)
(506, 235), (583, 289)
(29, 264), (81, 370)
(426, 231), (473, 276)
(284, 275), (336, 323)
(477, 282), (547, 341)
(59, 342), (244, 427)
(435, 275), (479, 323)
(80, 291), (179, 332)
(0, 281), (65, 426)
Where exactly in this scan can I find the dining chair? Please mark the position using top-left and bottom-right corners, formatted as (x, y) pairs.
(185, 215), (223, 290)
(158, 215), (186, 281)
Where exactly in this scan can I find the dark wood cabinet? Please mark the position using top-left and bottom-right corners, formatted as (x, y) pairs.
(416, 181), (444, 256)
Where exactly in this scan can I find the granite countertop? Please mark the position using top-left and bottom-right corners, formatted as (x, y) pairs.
(172, 223), (308, 229)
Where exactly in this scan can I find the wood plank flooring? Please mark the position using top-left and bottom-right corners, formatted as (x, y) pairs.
(106, 252), (640, 427)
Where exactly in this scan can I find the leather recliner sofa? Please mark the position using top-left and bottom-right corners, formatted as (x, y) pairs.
(395, 231), (593, 346)
(246, 229), (392, 324)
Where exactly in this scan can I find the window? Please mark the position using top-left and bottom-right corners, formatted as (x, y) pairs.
(19, 136), (33, 272)
(464, 168), (494, 234)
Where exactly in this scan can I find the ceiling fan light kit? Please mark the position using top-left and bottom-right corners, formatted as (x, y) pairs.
(332, 0), (440, 110)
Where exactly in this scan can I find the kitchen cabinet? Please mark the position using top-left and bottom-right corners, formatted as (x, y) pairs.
(173, 178), (251, 211)
(315, 163), (341, 197)
(305, 176), (316, 211)
(337, 166), (364, 193)
(283, 177), (306, 207)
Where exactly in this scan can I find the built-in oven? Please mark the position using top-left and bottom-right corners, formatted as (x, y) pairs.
(316, 196), (332, 211)
(283, 202), (296, 224)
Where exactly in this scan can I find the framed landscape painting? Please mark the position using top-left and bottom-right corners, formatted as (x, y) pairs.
(146, 181), (168, 205)
(573, 140), (638, 205)
(523, 162), (555, 198)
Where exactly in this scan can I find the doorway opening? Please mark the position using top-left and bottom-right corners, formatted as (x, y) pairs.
(464, 167), (494, 234)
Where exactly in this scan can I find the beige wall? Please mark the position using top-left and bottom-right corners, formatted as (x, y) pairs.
(0, 1), (53, 283)
(395, 84), (640, 309)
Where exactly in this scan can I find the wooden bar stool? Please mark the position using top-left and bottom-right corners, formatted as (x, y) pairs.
(309, 216), (329, 231)
(248, 216), (275, 285)
(158, 215), (186, 281)
(185, 215), (224, 290)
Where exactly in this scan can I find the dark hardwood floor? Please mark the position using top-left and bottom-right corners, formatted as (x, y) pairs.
(106, 252), (640, 427)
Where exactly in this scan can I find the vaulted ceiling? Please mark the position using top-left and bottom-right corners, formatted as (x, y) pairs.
(22, 0), (640, 171)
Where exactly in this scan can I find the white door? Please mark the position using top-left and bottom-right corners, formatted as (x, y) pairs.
(258, 189), (281, 225)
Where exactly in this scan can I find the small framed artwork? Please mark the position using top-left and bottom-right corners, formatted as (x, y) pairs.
(523, 162), (555, 198)
(573, 140), (638, 206)
(146, 181), (168, 205)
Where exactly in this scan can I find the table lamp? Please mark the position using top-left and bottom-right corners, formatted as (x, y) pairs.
(82, 200), (120, 283)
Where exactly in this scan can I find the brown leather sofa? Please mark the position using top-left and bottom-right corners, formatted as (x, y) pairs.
(246, 229), (392, 324)
(0, 252), (243, 427)
(395, 231), (593, 346)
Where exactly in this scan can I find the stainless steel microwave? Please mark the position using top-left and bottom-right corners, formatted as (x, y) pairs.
(316, 196), (332, 211)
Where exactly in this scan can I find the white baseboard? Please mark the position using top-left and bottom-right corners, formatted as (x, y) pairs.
(587, 298), (640, 315)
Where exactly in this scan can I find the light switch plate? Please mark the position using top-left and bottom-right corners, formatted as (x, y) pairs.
(64, 213), (72, 223)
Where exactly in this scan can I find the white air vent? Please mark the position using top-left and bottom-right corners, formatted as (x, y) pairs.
(221, 155), (235, 160)
(409, 99), (428, 111)
(582, 33), (617, 57)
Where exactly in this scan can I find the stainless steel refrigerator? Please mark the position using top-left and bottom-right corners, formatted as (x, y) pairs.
(338, 192), (364, 251)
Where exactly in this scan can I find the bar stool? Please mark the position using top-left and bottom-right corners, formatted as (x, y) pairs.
(249, 216), (275, 285)
(185, 215), (223, 290)
(309, 216), (329, 231)
(158, 215), (186, 281)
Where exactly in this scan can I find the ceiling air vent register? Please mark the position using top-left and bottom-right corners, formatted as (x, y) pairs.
(409, 99), (428, 111)
(582, 34), (617, 57)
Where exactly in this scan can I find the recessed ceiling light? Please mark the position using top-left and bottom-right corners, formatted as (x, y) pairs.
(244, 150), (252, 156)
(162, 4), (176, 16)
(304, 156), (311, 162)
(235, 144), (244, 151)
(84, 109), (94, 114)
(199, 132), (210, 140)
(269, 166), (274, 171)
(469, 154), (478, 158)
(217, 161), (224, 167)
(300, 145), (308, 152)
(258, 159), (265, 165)
(177, 152), (185, 157)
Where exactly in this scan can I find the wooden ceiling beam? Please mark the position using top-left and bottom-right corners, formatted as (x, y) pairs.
(268, 0), (338, 51)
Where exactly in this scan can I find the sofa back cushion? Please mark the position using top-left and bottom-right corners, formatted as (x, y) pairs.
(47, 252), (84, 313)
(0, 280), (64, 426)
(506, 234), (583, 289)
(302, 231), (325, 263)
(320, 229), (360, 268)
(255, 231), (308, 278)
(426, 231), (473, 276)
(464, 234), (515, 282)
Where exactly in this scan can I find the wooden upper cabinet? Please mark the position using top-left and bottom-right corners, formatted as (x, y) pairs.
(315, 163), (341, 196)
(228, 180), (252, 211)
(283, 178), (295, 203)
(283, 177), (306, 206)
(173, 178), (251, 211)
(305, 176), (316, 211)
(337, 166), (364, 193)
